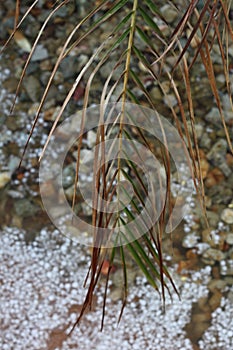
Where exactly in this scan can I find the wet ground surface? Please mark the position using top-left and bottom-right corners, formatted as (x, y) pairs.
(1, 1), (233, 349)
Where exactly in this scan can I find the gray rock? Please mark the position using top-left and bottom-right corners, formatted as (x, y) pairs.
(14, 199), (39, 217)
(216, 73), (225, 84)
(55, 3), (76, 17)
(199, 132), (211, 149)
(206, 211), (220, 228)
(79, 149), (94, 164)
(23, 75), (41, 102)
(99, 60), (122, 81)
(194, 123), (204, 140)
(207, 139), (228, 166)
(205, 106), (233, 125)
(163, 93), (177, 107)
(53, 71), (64, 85)
(227, 290), (233, 302)
(31, 45), (49, 62)
(40, 71), (51, 86)
(8, 156), (21, 174)
(8, 190), (24, 199)
(204, 107), (221, 125)
(218, 162), (232, 177)
(160, 4), (178, 23)
(59, 56), (81, 79)
(62, 164), (75, 189)
(64, 185), (75, 201)
(87, 130), (97, 148)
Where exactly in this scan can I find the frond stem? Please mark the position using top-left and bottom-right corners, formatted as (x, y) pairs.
(117, 0), (138, 223)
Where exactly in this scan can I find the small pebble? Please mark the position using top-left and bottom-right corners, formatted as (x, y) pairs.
(0, 172), (11, 189)
(226, 233), (233, 245)
(202, 248), (225, 262)
(221, 208), (233, 224)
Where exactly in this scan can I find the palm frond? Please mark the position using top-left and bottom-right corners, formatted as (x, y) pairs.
(4, 0), (233, 330)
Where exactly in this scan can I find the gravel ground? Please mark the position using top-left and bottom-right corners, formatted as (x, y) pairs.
(2, 225), (231, 350)
(1, 1), (233, 349)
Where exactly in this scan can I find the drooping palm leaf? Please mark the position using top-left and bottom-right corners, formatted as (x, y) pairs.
(4, 0), (233, 330)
